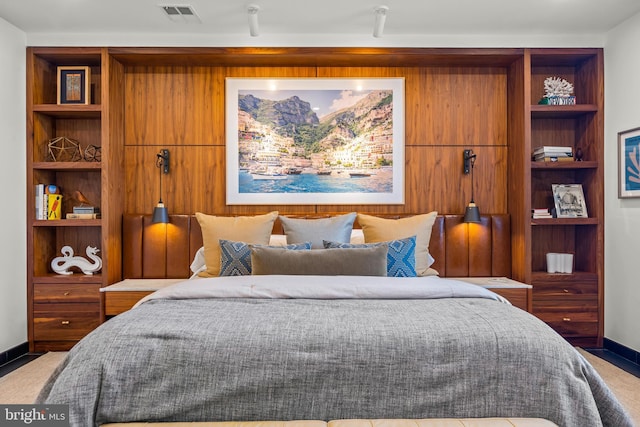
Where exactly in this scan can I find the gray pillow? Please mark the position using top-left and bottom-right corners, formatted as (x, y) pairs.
(250, 245), (388, 276)
(279, 213), (357, 249)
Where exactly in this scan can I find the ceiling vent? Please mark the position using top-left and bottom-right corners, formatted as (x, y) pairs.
(159, 4), (201, 23)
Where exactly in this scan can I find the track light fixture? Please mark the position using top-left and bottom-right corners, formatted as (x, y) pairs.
(373, 5), (389, 38)
(248, 4), (260, 37)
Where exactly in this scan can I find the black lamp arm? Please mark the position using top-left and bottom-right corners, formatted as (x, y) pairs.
(155, 149), (170, 204)
(156, 149), (170, 174)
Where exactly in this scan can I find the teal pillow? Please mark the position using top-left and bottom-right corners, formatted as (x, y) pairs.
(219, 239), (311, 276)
(323, 235), (417, 277)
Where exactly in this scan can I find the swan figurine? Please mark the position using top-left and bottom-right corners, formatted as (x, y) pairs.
(51, 245), (102, 275)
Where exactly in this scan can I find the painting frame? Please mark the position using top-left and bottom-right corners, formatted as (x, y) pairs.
(225, 77), (405, 205)
(57, 66), (91, 105)
(552, 183), (588, 218)
(618, 126), (640, 198)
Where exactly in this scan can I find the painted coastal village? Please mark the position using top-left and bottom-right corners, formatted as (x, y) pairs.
(236, 88), (395, 193)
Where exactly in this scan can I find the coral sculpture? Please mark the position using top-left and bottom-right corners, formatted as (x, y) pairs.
(540, 76), (576, 105)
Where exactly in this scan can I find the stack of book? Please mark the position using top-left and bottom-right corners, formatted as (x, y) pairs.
(533, 146), (573, 162)
(67, 206), (101, 219)
(35, 184), (61, 220)
(532, 208), (553, 219)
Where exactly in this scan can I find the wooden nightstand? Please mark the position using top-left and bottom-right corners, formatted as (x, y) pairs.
(450, 277), (533, 312)
(101, 278), (186, 317)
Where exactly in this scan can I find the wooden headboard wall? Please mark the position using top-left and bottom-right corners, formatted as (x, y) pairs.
(122, 63), (508, 217)
(119, 52), (513, 282)
(122, 213), (511, 279)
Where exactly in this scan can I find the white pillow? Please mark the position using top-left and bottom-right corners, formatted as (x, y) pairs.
(268, 234), (288, 246)
(350, 229), (365, 244)
(189, 246), (207, 278)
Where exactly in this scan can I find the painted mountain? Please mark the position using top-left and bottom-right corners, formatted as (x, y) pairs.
(238, 90), (393, 155)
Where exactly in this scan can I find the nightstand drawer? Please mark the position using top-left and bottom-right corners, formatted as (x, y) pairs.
(490, 288), (529, 311)
(104, 291), (154, 315)
(535, 313), (598, 338)
(532, 281), (597, 298)
(101, 278), (185, 316)
(34, 283), (101, 303)
(33, 303), (101, 341)
(533, 302), (599, 338)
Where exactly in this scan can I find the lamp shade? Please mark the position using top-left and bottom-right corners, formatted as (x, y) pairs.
(464, 202), (481, 223)
(152, 203), (169, 224)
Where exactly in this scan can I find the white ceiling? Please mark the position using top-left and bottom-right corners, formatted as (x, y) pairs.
(1, 0), (639, 41)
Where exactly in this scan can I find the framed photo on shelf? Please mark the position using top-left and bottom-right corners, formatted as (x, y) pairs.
(57, 66), (91, 105)
(618, 126), (640, 198)
(552, 184), (588, 218)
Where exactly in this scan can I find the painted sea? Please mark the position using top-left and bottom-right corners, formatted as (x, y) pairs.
(239, 168), (393, 194)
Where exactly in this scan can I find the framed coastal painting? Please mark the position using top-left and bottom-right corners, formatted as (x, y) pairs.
(618, 126), (640, 198)
(225, 77), (405, 205)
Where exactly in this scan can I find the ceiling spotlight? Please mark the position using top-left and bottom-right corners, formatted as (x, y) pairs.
(247, 4), (260, 37)
(373, 5), (389, 38)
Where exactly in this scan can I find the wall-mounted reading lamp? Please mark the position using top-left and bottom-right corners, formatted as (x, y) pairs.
(463, 149), (481, 223)
(152, 149), (170, 224)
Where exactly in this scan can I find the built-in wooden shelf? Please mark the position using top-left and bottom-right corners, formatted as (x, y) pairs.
(33, 104), (101, 118)
(33, 274), (103, 284)
(531, 271), (598, 282)
(531, 218), (599, 226)
(32, 219), (101, 227)
(531, 161), (598, 170)
(530, 104), (598, 118)
(33, 162), (101, 171)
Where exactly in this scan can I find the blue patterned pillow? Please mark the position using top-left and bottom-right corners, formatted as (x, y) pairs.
(323, 235), (417, 277)
(219, 239), (311, 276)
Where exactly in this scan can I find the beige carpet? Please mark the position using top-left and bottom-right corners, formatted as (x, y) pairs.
(579, 349), (640, 424)
(0, 350), (638, 424)
(0, 351), (66, 404)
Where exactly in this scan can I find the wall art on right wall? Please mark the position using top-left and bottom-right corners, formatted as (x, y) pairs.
(618, 126), (640, 198)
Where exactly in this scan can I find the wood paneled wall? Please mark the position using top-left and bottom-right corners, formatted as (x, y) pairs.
(123, 64), (508, 216)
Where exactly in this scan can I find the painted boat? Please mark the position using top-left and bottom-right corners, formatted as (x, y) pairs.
(251, 172), (289, 180)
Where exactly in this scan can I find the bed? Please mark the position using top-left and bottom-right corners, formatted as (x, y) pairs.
(36, 212), (633, 427)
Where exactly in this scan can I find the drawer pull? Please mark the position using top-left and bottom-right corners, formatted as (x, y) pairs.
(562, 317), (571, 322)
(563, 289), (569, 293)
(63, 292), (70, 296)
(61, 320), (70, 325)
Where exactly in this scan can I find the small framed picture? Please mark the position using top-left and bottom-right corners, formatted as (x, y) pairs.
(57, 66), (91, 105)
(618, 126), (640, 198)
(552, 184), (588, 218)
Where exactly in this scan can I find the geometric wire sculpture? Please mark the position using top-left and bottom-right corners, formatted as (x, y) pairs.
(47, 136), (82, 162)
(84, 144), (102, 162)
